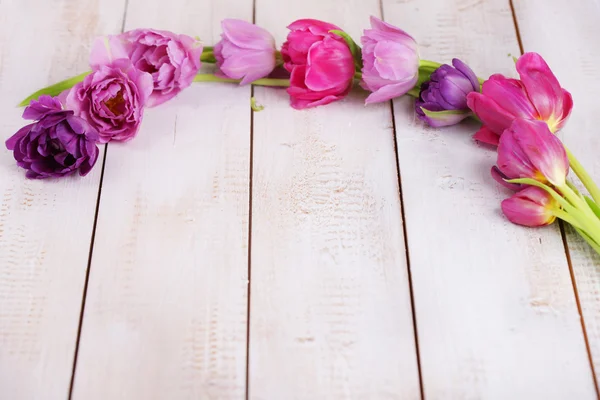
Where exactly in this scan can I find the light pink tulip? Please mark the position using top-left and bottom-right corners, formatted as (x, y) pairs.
(501, 186), (558, 227)
(91, 30), (203, 107)
(214, 19), (276, 85)
(467, 52), (572, 146)
(281, 19), (355, 109)
(360, 16), (419, 104)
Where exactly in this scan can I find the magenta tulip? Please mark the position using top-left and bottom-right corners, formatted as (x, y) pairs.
(467, 52), (572, 146)
(281, 19), (355, 109)
(501, 186), (558, 227)
(493, 119), (569, 190)
(360, 16), (419, 104)
(215, 19), (277, 84)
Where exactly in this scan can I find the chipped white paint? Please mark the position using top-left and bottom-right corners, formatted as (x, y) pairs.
(248, 1), (421, 398)
(382, 0), (597, 398)
(513, 0), (600, 392)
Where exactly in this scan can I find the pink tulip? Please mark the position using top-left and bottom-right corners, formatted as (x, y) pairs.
(214, 19), (277, 85)
(281, 19), (355, 109)
(492, 119), (569, 190)
(360, 16), (419, 104)
(467, 52), (572, 146)
(67, 37), (153, 143)
(501, 186), (558, 227)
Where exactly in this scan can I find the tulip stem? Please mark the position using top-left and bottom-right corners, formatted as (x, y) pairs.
(565, 146), (600, 206)
(193, 73), (290, 87)
(18, 71), (91, 107)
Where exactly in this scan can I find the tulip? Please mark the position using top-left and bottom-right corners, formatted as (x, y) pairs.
(66, 37), (153, 143)
(466, 52), (572, 145)
(494, 119), (569, 189)
(360, 16), (419, 104)
(214, 19), (277, 85)
(117, 29), (203, 107)
(501, 186), (558, 227)
(281, 19), (355, 109)
(416, 58), (479, 127)
(5, 95), (100, 179)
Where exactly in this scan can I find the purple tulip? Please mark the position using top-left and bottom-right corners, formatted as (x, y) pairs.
(360, 16), (419, 104)
(416, 59), (479, 127)
(215, 19), (277, 85)
(5, 95), (100, 179)
(118, 29), (203, 107)
(66, 37), (153, 143)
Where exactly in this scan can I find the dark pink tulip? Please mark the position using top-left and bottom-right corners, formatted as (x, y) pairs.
(281, 19), (355, 109)
(467, 52), (572, 146)
(493, 119), (569, 189)
(501, 186), (558, 227)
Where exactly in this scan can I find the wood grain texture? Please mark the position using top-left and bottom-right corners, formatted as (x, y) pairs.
(70, 1), (253, 398)
(513, 0), (600, 391)
(249, 1), (421, 398)
(0, 1), (125, 399)
(381, 0), (597, 398)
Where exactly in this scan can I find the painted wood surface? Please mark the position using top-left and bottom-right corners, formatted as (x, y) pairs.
(513, 0), (600, 391)
(381, 0), (597, 398)
(1, 0), (600, 399)
(248, 1), (421, 398)
(0, 1), (125, 399)
(70, 0), (253, 398)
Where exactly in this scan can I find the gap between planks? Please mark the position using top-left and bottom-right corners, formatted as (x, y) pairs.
(67, 0), (130, 397)
(510, 0), (599, 395)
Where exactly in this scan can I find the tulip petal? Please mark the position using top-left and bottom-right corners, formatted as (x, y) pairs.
(90, 36), (129, 69)
(481, 75), (538, 120)
(466, 91), (515, 136)
(418, 107), (470, 128)
(473, 125), (500, 146)
(516, 52), (564, 121)
(221, 19), (275, 51)
(305, 39), (354, 92)
(510, 119), (569, 187)
(501, 186), (557, 227)
(365, 78), (416, 104)
(491, 166), (522, 191)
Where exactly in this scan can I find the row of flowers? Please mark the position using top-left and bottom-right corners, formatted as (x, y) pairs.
(6, 16), (600, 256)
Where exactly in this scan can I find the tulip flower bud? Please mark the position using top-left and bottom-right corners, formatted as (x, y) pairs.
(360, 16), (419, 104)
(495, 119), (569, 188)
(416, 58), (479, 127)
(501, 186), (558, 227)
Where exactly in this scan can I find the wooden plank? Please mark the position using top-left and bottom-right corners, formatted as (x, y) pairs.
(381, 0), (598, 398)
(248, 1), (421, 398)
(0, 1), (126, 399)
(513, 0), (600, 391)
(70, 1), (253, 398)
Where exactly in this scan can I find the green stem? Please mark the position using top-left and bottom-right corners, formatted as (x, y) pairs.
(574, 226), (600, 255)
(566, 146), (600, 205)
(419, 60), (442, 70)
(18, 71), (91, 107)
(193, 73), (290, 87)
(553, 209), (586, 230)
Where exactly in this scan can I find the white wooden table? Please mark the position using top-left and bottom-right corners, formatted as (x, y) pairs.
(1, 0), (600, 399)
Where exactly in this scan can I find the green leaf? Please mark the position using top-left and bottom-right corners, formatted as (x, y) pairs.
(18, 71), (91, 107)
(585, 196), (600, 219)
(329, 30), (363, 71)
(420, 108), (468, 118)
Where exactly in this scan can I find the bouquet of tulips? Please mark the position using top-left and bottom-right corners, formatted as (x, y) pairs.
(5, 17), (600, 256)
